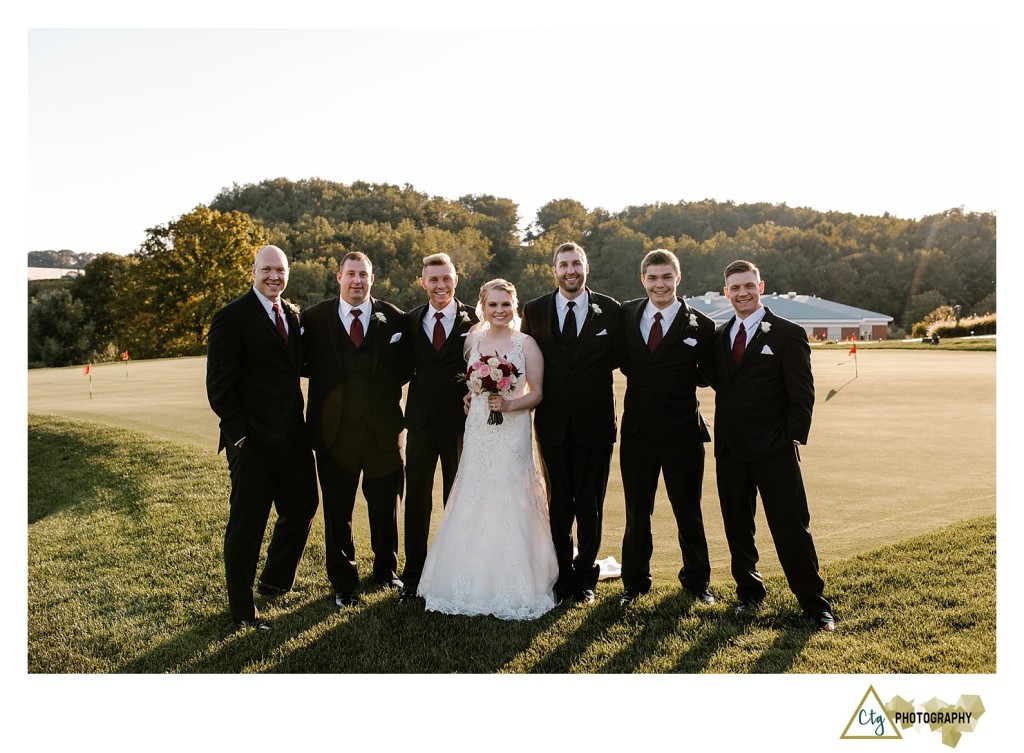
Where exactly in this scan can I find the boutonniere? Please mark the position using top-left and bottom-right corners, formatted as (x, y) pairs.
(761, 321), (771, 334)
(688, 313), (698, 328)
(458, 310), (472, 325)
(373, 312), (387, 324)
(590, 303), (603, 316)
(282, 299), (300, 316)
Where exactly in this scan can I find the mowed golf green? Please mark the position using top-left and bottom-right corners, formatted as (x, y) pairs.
(27, 348), (995, 585)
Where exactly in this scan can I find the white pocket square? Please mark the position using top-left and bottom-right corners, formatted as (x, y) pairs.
(390, 332), (402, 344)
(596, 329), (608, 336)
(760, 344), (774, 355)
(683, 337), (698, 347)
(299, 326), (305, 335)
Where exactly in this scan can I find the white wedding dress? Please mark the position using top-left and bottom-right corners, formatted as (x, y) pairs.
(418, 330), (558, 619)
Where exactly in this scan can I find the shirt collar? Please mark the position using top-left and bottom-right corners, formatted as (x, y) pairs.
(644, 298), (680, 322)
(734, 305), (766, 335)
(428, 299), (458, 320)
(252, 287), (281, 316)
(557, 290), (589, 314)
(339, 298), (371, 320)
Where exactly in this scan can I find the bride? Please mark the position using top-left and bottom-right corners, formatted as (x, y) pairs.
(417, 279), (559, 619)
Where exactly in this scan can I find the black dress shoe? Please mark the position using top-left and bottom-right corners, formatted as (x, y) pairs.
(234, 618), (272, 632)
(256, 582), (288, 597)
(814, 611), (836, 632)
(398, 586), (418, 602)
(377, 577), (403, 590)
(686, 589), (715, 605)
(619, 590), (642, 606)
(335, 592), (360, 608)
(574, 589), (596, 604)
(734, 599), (763, 615)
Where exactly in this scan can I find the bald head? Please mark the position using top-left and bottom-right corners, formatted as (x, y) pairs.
(252, 245), (289, 302)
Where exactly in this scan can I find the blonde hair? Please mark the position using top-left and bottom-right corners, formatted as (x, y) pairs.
(475, 278), (521, 331)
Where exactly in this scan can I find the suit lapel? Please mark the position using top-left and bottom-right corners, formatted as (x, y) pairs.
(246, 289), (291, 355)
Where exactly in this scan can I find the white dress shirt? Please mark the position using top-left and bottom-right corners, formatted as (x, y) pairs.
(639, 298), (681, 344)
(730, 305), (766, 347)
(556, 291), (589, 337)
(338, 299), (371, 336)
(422, 299), (458, 340)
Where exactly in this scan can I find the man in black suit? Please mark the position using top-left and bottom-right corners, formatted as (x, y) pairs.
(399, 253), (478, 600)
(522, 242), (621, 604)
(206, 244), (319, 631)
(713, 259), (835, 631)
(617, 249), (715, 607)
(302, 251), (410, 608)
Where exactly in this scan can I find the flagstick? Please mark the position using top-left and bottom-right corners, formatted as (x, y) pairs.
(89, 371), (93, 399)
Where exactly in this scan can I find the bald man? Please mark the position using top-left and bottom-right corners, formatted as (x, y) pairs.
(207, 245), (319, 631)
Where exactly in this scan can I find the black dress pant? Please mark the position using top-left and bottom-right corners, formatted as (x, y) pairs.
(224, 436), (318, 621)
(716, 446), (830, 614)
(401, 425), (463, 592)
(540, 441), (612, 596)
(317, 418), (403, 593)
(620, 437), (710, 595)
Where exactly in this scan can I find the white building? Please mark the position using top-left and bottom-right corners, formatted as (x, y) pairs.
(686, 291), (894, 341)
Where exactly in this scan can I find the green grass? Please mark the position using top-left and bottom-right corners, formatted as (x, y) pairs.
(28, 415), (995, 673)
(27, 350), (997, 585)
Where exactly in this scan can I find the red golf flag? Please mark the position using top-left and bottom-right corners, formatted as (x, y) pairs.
(122, 351), (129, 361)
(83, 364), (92, 375)
(849, 343), (857, 356)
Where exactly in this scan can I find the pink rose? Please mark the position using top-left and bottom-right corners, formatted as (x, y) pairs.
(497, 376), (511, 391)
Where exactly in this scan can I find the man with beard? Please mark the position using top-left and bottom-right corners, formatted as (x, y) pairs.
(522, 242), (621, 604)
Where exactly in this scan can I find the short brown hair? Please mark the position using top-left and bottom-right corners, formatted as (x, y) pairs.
(421, 252), (456, 277)
(640, 248), (680, 276)
(723, 259), (760, 282)
(339, 251), (372, 274)
(553, 241), (588, 267)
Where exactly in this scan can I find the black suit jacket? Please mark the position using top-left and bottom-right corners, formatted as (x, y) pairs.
(206, 289), (306, 453)
(617, 297), (715, 444)
(301, 296), (410, 453)
(712, 306), (814, 462)
(522, 289), (621, 448)
(404, 299), (479, 436)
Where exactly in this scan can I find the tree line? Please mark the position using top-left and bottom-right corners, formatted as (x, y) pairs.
(27, 177), (996, 368)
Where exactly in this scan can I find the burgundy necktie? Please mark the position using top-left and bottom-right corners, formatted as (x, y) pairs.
(648, 312), (663, 352)
(350, 308), (364, 348)
(732, 323), (747, 364)
(432, 311), (446, 351)
(273, 303), (288, 343)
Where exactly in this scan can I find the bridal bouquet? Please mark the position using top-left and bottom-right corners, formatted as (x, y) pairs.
(463, 353), (521, 425)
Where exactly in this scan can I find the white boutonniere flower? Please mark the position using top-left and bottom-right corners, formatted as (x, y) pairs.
(590, 303), (603, 315)
(373, 312), (387, 324)
(688, 313), (698, 328)
(283, 299), (300, 316)
(458, 311), (472, 325)
(761, 321), (771, 334)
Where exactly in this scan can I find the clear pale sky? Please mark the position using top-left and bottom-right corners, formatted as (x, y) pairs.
(9, 3), (1022, 751)
(19, 7), (1016, 255)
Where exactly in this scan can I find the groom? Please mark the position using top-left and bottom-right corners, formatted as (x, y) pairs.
(522, 241), (621, 604)
(399, 253), (478, 601)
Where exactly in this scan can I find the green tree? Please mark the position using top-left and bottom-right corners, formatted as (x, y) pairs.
(123, 205), (268, 358)
(27, 287), (95, 368)
(72, 253), (138, 354)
